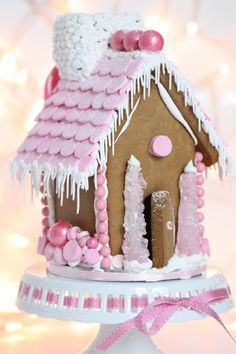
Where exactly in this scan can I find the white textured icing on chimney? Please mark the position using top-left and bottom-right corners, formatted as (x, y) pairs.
(53, 12), (144, 81)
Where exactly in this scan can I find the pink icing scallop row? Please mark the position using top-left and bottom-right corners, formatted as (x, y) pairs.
(110, 30), (164, 52)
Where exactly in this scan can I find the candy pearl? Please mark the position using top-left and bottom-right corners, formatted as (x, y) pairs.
(96, 199), (107, 210)
(101, 257), (111, 269)
(112, 255), (124, 270)
(78, 236), (89, 248)
(86, 237), (99, 249)
(98, 211), (108, 222)
(197, 162), (205, 173)
(63, 240), (82, 262)
(42, 218), (49, 227)
(197, 198), (205, 208)
(53, 247), (67, 265)
(99, 234), (109, 245)
(149, 135), (172, 157)
(42, 207), (49, 217)
(97, 166), (105, 174)
(197, 187), (205, 198)
(98, 222), (108, 233)
(110, 30), (126, 51)
(84, 249), (100, 265)
(139, 30), (164, 52)
(195, 151), (203, 162)
(41, 196), (48, 205)
(123, 30), (143, 51)
(95, 186), (106, 197)
(196, 175), (204, 185)
(39, 185), (44, 194)
(201, 238), (210, 256)
(43, 243), (55, 261)
(100, 245), (111, 257)
(48, 220), (71, 246)
(67, 226), (80, 240)
(197, 212), (204, 223)
(198, 224), (205, 236)
(37, 236), (47, 255)
(97, 174), (105, 185)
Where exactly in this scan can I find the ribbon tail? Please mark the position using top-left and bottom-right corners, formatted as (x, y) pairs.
(96, 318), (135, 351)
(191, 302), (236, 344)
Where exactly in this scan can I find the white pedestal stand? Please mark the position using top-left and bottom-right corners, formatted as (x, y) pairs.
(16, 264), (233, 354)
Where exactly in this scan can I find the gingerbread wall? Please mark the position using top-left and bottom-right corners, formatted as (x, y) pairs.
(107, 80), (195, 255)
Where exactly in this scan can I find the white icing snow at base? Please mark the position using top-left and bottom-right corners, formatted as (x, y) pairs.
(124, 259), (153, 272)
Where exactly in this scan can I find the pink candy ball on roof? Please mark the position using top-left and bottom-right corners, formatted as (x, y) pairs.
(123, 30), (143, 51)
(139, 30), (164, 52)
(63, 240), (82, 262)
(84, 249), (100, 265)
(48, 220), (72, 246)
(110, 30), (126, 51)
(149, 135), (172, 157)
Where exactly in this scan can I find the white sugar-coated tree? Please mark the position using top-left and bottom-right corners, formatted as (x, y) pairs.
(122, 155), (151, 268)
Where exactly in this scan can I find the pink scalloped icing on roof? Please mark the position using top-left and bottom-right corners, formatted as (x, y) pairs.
(15, 55), (145, 174)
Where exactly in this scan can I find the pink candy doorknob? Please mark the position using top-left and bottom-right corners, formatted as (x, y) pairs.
(139, 30), (164, 52)
(149, 135), (172, 157)
(123, 30), (143, 51)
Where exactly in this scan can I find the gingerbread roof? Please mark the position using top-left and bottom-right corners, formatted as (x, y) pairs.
(11, 51), (231, 208)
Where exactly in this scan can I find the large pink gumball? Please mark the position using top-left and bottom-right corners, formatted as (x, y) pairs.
(139, 30), (164, 52)
(110, 31), (126, 51)
(63, 240), (82, 262)
(123, 30), (143, 51)
(48, 220), (72, 246)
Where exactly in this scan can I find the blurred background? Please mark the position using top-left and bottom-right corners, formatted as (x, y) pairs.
(0, 0), (235, 353)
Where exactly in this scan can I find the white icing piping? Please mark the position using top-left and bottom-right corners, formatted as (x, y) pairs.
(157, 82), (198, 145)
(115, 96), (140, 144)
(11, 50), (232, 211)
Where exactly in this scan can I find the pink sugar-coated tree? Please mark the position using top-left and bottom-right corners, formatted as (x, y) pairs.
(177, 161), (202, 256)
(122, 155), (150, 264)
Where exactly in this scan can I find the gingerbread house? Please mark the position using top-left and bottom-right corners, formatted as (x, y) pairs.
(11, 13), (230, 276)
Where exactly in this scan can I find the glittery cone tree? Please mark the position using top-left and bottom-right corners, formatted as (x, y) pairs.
(122, 155), (150, 264)
(176, 166), (201, 256)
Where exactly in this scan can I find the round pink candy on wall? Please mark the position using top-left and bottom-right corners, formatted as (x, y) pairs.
(149, 135), (172, 157)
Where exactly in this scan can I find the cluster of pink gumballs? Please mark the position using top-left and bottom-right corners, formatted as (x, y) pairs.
(38, 220), (111, 268)
(109, 29), (164, 52)
(195, 151), (210, 256)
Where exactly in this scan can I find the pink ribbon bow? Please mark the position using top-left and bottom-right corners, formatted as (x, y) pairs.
(97, 287), (235, 351)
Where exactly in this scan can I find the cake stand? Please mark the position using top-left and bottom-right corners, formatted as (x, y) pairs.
(16, 263), (233, 354)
